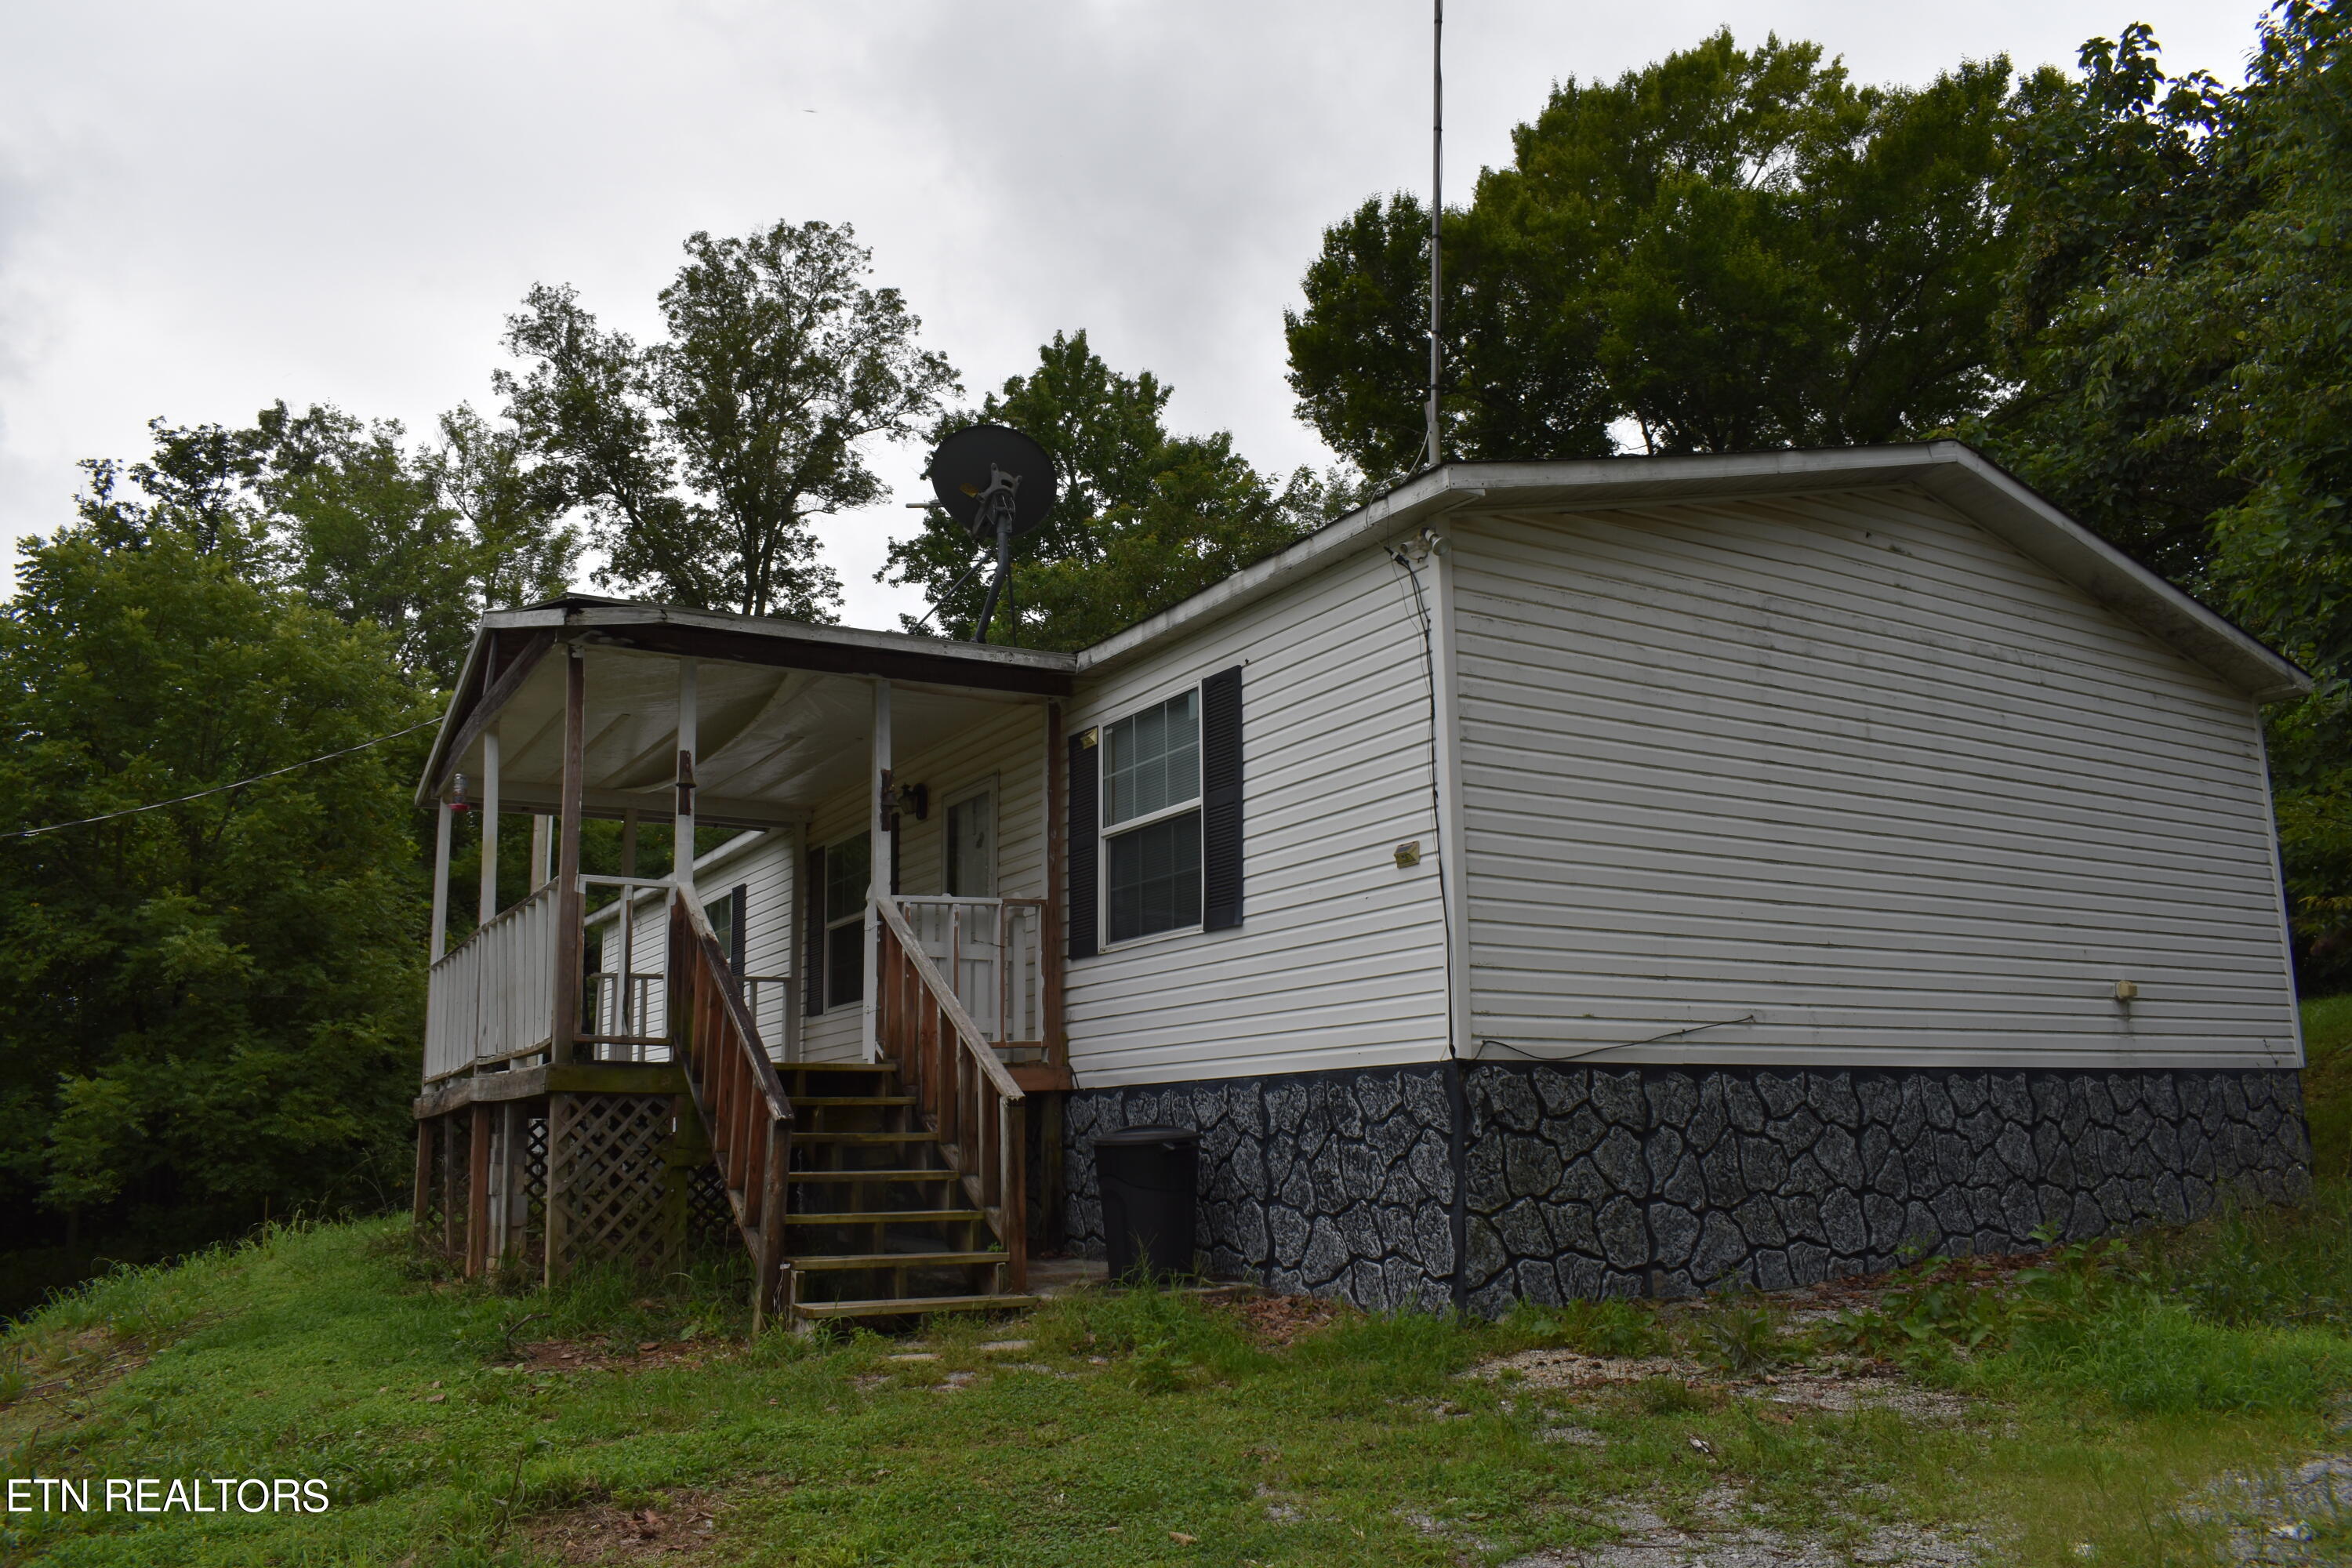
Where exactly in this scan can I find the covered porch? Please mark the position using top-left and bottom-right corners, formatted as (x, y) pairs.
(408, 599), (1077, 1322)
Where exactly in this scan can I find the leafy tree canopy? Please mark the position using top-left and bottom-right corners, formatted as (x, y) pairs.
(74, 404), (578, 688)
(1287, 30), (2020, 481)
(883, 331), (1351, 650)
(0, 515), (433, 1247)
(499, 220), (959, 621)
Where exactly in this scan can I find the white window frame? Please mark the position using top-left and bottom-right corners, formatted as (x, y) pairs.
(1097, 682), (1206, 953)
(818, 830), (869, 1014)
(942, 776), (1000, 899)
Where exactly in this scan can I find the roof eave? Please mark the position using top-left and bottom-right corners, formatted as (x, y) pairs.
(1073, 443), (2312, 705)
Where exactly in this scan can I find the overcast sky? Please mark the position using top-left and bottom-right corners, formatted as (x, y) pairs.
(0, 0), (2274, 627)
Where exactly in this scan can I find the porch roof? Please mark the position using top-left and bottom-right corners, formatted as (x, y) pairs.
(414, 598), (1073, 818)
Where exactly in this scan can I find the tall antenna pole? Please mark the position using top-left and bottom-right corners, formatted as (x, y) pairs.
(1424, 0), (1443, 470)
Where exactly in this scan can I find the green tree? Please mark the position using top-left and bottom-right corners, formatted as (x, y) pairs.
(1974, 3), (2352, 978)
(1287, 31), (2019, 481)
(500, 220), (960, 620)
(884, 331), (1344, 650)
(0, 516), (433, 1253)
(75, 405), (579, 689)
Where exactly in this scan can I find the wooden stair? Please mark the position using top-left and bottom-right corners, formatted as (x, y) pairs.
(777, 1060), (1037, 1323)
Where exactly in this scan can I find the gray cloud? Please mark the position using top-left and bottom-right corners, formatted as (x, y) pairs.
(0, 0), (2270, 622)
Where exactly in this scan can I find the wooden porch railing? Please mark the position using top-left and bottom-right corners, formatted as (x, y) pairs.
(669, 888), (796, 1330)
(890, 895), (1048, 1056)
(873, 894), (1027, 1292)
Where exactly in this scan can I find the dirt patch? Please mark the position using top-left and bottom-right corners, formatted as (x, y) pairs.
(1227, 1293), (1345, 1346)
(527, 1489), (725, 1563)
(510, 1335), (717, 1374)
(1506, 1485), (1982, 1566)
(1739, 1370), (1974, 1422)
(1468, 1348), (1709, 1390)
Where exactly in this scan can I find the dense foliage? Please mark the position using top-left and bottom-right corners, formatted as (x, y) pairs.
(883, 332), (1351, 650)
(0, 521), (431, 1261)
(0, 408), (579, 1301)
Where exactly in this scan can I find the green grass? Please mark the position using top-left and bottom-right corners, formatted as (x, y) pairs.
(4, 1004), (2350, 1566)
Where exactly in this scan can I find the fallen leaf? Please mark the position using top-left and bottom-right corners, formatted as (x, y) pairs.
(1687, 1436), (1713, 1455)
(1170, 1531), (1197, 1544)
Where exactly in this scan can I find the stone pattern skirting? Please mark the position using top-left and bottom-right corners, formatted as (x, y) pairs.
(1062, 1067), (1458, 1313)
(1460, 1064), (2310, 1317)
(1059, 1062), (2310, 1316)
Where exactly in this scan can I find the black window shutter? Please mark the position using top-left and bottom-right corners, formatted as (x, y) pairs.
(802, 848), (825, 1014)
(1067, 733), (1099, 960)
(728, 886), (747, 978)
(1202, 665), (1244, 930)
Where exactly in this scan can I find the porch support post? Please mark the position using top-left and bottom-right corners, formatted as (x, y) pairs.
(412, 1117), (434, 1228)
(551, 644), (587, 1066)
(532, 817), (552, 891)
(1043, 702), (1066, 1072)
(478, 729), (502, 924)
(673, 659), (699, 898)
(441, 1114), (459, 1256)
(499, 1101), (525, 1265)
(784, 820), (805, 1065)
(466, 1105), (492, 1277)
(866, 678), (892, 1063)
(429, 789), (454, 962)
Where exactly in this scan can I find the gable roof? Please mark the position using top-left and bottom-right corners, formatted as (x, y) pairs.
(1076, 441), (2310, 703)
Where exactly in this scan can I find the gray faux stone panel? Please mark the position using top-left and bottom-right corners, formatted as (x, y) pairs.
(1058, 1062), (2310, 1315)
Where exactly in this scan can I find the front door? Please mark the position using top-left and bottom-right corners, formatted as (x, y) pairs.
(946, 785), (995, 898)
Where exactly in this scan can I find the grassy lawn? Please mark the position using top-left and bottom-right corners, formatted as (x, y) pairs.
(3, 1011), (2349, 1567)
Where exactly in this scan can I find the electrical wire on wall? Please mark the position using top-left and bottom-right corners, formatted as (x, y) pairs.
(1475, 1014), (1759, 1065)
(1385, 532), (1457, 1062)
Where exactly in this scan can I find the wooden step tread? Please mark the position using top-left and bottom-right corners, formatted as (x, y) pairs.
(789, 1251), (1005, 1270)
(794, 1131), (939, 1144)
(793, 1294), (1040, 1320)
(787, 1169), (951, 1183)
(783, 1208), (982, 1225)
(792, 1095), (916, 1107)
(779, 1060), (900, 1073)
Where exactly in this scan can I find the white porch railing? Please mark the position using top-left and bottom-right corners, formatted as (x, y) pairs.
(424, 873), (803, 1082)
(890, 896), (1047, 1052)
(424, 880), (561, 1081)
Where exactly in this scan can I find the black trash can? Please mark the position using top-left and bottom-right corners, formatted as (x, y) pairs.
(1094, 1125), (1200, 1280)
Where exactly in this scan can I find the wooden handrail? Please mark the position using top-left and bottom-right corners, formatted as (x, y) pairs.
(669, 887), (796, 1330)
(872, 894), (1027, 1293)
(873, 895), (1025, 1099)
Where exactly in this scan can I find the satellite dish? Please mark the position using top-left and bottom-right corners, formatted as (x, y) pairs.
(927, 423), (1058, 542)
(920, 423), (1060, 644)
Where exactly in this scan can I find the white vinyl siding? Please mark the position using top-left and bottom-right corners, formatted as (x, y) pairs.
(1065, 546), (1451, 1086)
(1450, 488), (2301, 1071)
(796, 701), (1051, 1063)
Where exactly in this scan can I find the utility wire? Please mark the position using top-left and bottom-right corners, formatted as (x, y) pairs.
(0, 717), (441, 842)
(1475, 1015), (1760, 1065)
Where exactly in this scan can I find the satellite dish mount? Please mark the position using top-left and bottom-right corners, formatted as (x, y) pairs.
(922, 423), (1059, 644)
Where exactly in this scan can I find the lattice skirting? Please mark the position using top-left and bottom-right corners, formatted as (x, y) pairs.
(412, 1112), (473, 1262)
(546, 1093), (684, 1279)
